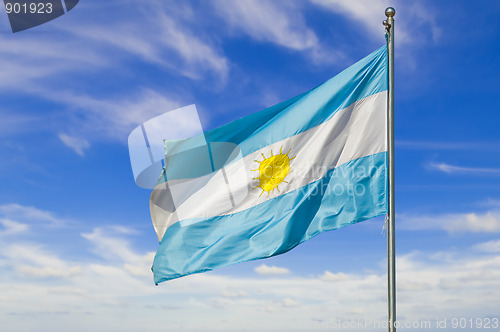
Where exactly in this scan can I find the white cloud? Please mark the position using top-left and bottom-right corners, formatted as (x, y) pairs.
(399, 211), (500, 233)
(124, 252), (156, 277)
(0, 32), (107, 91)
(1, 218), (500, 331)
(49, 88), (182, 142)
(310, 0), (441, 46)
(319, 271), (350, 282)
(480, 198), (500, 208)
(394, 250), (500, 319)
(0, 219), (29, 236)
(17, 265), (82, 278)
(3, 244), (82, 279)
(0, 203), (65, 227)
(310, 0), (392, 39)
(62, 3), (228, 82)
(0, 2), (228, 93)
(474, 239), (500, 253)
(155, 11), (229, 81)
(397, 140), (500, 152)
(211, 0), (346, 67)
(58, 133), (90, 156)
(213, 0), (318, 51)
(0, 2), (226, 149)
(428, 162), (500, 175)
(254, 264), (291, 275)
(220, 290), (248, 298)
(282, 298), (300, 307)
(456, 212), (500, 233)
(309, 0), (442, 73)
(81, 227), (143, 263)
(81, 226), (156, 278)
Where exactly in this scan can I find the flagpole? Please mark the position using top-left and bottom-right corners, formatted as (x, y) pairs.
(383, 7), (397, 332)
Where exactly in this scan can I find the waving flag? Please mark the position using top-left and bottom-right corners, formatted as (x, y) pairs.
(150, 46), (388, 284)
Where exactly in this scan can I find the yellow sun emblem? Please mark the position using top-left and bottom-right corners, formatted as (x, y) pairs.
(253, 146), (295, 197)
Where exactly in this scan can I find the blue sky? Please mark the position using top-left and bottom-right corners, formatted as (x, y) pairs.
(1, 0), (500, 331)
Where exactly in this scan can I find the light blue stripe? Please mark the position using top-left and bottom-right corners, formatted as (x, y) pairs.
(152, 152), (387, 284)
(204, 46), (387, 158)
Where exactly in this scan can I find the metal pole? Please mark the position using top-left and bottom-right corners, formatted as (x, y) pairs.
(384, 7), (396, 332)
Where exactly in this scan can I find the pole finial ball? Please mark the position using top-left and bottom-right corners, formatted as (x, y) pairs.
(385, 7), (396, 17)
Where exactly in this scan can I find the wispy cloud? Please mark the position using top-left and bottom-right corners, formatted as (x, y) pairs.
(4, 244), (82, 279)
(0, 1), (227, 152)
(0, 111), (40, 137)
(309, 0), (441, 45)
(309, 0), (442, 73)
(81, 226), (156, 278)
(397, 140), (500, 151)
(428, 162), (500, 175)
(0, 204), (66, 227)
(474, 239), (500, 253)
(310, 0), (393, 39)
(1, 206), (499, 331)
(480, 198), (500, 208)
(82, 226), (147, 263)
(48, 88), (182, 143)
(17, 264), (82, 279)
(220, 290), (248, 298)
(254, 264), (291, 276)
(0, 2), (228, 93)
(282, 298), (300, 307)
(395, 250), (500, 319)
(399, 211), (500, 233)
(212, 0), (345, 65)
(58, 133), (90, 156)
(0, 32), (107, 91)
(65, 4), (229, 82)
(319, 271), (351, 282)
(213, 0), (317, 51)
(0, 219), (29, 236)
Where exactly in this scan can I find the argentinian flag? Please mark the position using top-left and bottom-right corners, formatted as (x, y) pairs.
(151, 46), (388, 284)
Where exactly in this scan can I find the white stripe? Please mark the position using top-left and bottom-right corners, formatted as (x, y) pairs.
(151, 91), (387, 239)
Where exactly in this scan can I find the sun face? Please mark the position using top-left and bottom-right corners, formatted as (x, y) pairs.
(253, 146), (295, 197)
